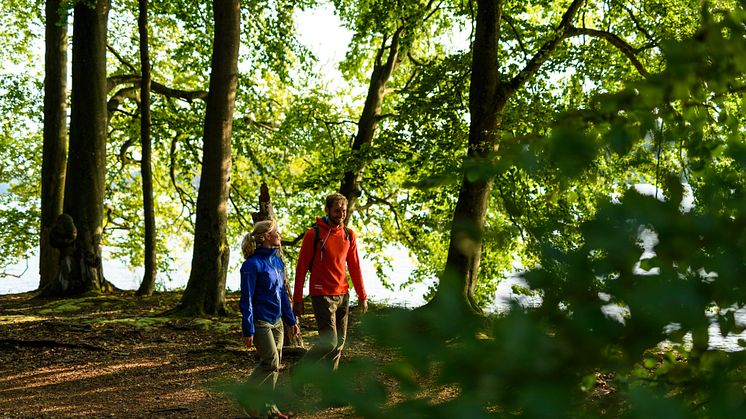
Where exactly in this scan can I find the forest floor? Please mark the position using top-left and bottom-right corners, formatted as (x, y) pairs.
(0, 291), (391, 418)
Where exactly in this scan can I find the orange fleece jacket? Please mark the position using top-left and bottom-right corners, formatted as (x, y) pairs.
(293, 217), (367, 303)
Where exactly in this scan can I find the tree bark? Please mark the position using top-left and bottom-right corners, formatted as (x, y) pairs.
(39, 0), (68, 291)
(433, 0), (505, 313)
(136, 0), (157, 296)
(250, 183), (305, 348)
(433, 0), (586, 312)
(175, 0), (240, 315)
(43, 0), (111, 296)
(339, 29), (403, 224)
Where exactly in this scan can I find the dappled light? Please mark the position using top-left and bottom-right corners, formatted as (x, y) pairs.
(2, 0), (746, 417)
(0, 358), (223, 417)
(0, 292), (248, 417)
(225, 4), (746, 417)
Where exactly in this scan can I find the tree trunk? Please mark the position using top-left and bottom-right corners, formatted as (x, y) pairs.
(431, 0), (584, 312)
(136, 0), (157, 296)
(339, 29), (403, 224)
(175, 0), (240, 315)
(434, 0), (505, 313)
(250, 183), (305, 348)
(39, 0), (68, 291)
(42, 0), (111, 296)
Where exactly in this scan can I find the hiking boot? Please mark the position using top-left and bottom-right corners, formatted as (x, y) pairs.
(268, 404), (290, 418)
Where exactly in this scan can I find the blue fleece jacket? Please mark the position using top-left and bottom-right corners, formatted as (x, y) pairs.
(240, 247), (297, 337)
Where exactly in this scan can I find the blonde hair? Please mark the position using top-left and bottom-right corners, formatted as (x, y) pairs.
(241, 219), (278, 258)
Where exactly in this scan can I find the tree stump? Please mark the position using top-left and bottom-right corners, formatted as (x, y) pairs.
(251, 183), (305, 349)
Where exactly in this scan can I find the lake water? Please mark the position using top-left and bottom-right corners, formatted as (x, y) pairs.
(0, 248), (434, 307)
(3, 251), (744, 352)
(1, 245), (542, 310)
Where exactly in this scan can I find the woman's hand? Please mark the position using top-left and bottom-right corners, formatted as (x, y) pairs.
(292, 302), (304, 317)
(242, 335), (253, 348)
(290, 324), (300, 337)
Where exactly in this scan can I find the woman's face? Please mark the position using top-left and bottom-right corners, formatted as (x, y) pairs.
(262, 228), (281, 248)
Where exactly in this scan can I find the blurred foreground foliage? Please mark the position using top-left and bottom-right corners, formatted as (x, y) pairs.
(228, 6), (746, 418)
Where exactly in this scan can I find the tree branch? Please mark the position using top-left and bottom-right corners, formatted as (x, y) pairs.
(567, 26), (650, 77)
(108, 74), (208, 102)
(381, 26), (405, 82)
(355, 188), (418, 250)
(0, 259), (29, 278)
(169, 134), (196, 212)
(118, 136), (139, 168)
(615, 0), (658, 48)
(104, 206), (132, 232)
(228, 187), (252, 231)
(108, 74), (141, 92)
(151, 81), (208, 102)
(107, 86), (139, 123)
(244, 117), (280, 132)
(376, 112), (397, 121)
(107, 45), (138, 73)
(401, 58), (421, 92)
(319, 118), (357, 160)
(282, 233), (305, 248)
(502, 14), (529, 57)
(506, 0), (586, 95)
(407, 51), (427, 67)
(0, 339), (105, 351)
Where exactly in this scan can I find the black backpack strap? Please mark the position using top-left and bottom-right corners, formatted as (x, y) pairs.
(308, 225), (351, 273)
(307, 224), (320, 273)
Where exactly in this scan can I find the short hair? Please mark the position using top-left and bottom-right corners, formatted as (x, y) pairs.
(325, 192), (348, 210)
(241, 219), (277, 258)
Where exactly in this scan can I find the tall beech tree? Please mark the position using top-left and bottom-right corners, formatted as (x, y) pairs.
(335, 0), (441, 224)
(1, 0), (720, 311)
(39, 0), (68, 290)
(338, 27), (403, 221)
(135, 0), (156, 296)
(434, 0), (652, 312)
(174, 0), (240, 315)
(40, 0), (112, 296)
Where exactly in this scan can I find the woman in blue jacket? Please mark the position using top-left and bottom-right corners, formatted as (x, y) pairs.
(240, 219), (299, 419)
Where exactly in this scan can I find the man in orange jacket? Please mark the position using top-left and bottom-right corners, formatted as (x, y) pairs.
(293, 193), (368, 370)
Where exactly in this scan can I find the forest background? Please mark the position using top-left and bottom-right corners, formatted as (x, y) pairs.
(0, 3), (438, 309)
(2, 0), (746, 416)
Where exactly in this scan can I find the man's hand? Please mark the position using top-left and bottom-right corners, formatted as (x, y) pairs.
(293, 302), (304, 317)
(359, 299), (368, 314)
(242, 335), (253, 348)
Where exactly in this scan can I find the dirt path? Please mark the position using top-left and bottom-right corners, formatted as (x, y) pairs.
(0, 291), (364, 418)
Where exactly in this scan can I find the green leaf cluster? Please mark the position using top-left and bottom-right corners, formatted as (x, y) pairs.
(232, 4), (746, 416)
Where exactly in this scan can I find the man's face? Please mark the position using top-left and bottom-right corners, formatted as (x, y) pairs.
(325, 201), (347, 226)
